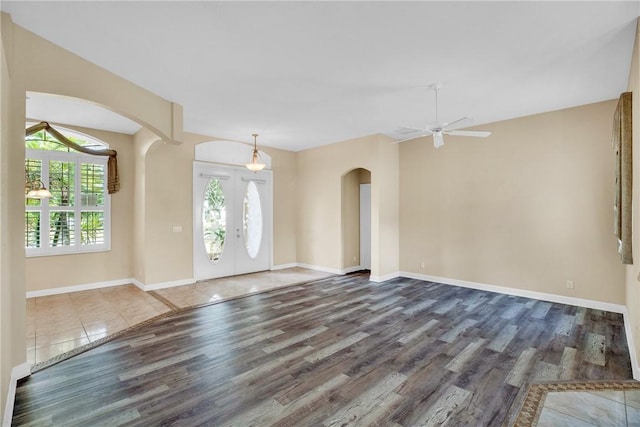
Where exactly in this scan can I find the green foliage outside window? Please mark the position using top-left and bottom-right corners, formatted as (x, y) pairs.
(203, 179), (226, 261)
(25, 128), (108, 252)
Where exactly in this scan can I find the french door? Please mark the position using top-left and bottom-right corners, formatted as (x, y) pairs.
(193, 162), (272, 281)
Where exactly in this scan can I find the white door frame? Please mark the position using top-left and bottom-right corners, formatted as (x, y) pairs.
(193, 161), (273, 281)
(360, 183), (371, 270)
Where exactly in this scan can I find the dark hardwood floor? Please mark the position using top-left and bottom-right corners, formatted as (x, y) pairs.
(12, 273), (632, 426)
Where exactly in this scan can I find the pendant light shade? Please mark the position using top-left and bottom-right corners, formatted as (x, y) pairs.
(26, 180), (52, 199)
(246, 133), (266, 171)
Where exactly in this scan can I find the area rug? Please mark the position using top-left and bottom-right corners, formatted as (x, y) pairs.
(513, 380), (640, 426)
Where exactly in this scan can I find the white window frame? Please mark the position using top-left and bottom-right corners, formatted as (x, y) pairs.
(25, 148), (111, 257)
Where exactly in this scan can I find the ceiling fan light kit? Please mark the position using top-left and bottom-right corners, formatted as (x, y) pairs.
(395, 84), (491, 148)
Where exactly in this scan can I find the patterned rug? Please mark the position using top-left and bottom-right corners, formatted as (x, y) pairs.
(513, 380), (640, 426)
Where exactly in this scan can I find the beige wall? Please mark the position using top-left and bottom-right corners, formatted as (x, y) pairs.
(25, 126), (134, 291)
(265, 146), (298, 266)
(626, 17), (640, 374)
(342, 169), (362, 268)
(296, 134), (399, 278)
(1, 12), (27, 421)
(400, 100), (626, 304)
(132, 128), (157, 284)
(372, 137), (400, 279)
(136, 133), (300, 283)
(143, 139), (194, 285)
(297, 138), (367, 271)
(0, 14), (180, 418)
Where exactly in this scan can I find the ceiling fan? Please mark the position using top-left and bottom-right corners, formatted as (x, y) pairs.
(394, 84), (491, 148)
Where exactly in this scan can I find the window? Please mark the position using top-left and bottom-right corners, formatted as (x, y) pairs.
(25, 128), (111, 257)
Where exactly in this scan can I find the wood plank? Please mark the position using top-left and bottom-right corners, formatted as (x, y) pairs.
(323, 372), (406, 427)
(412, 385), (472, 426)
(263, 326), (328, 354)
(505, 347), (537, 387)
(12, 272), (633, 427)
(487, 324), (519, 353)
(304, 332), (370, 363)
(398, 319), (439, 345)
(445, 338), (487, 372)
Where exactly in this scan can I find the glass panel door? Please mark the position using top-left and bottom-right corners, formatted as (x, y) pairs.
(202, 178), (227, 262)
(243, 180), (263, 259)
(193, 163), (271, 281)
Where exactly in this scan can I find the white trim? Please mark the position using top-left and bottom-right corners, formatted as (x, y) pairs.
(370, 271), (400, 283)
(131, 278), (145, 292)
(271, 263), (298, 271)
(3, 363), (31, 427)
(25, 276), (198, 297)
(140, 278), (196, 292)
(400, 271), (626, 313)
(296, 263), (366, 275)
(26, 278), (133, 298)
(342, 265), (363, 275)
(622, 307), (640, 379)
(25, 148), (111, 258)
(268, 174), (274, 275)
(296, 263), (343, 275)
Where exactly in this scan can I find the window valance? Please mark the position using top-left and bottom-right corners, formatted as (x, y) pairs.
(26, 121), (120, 194)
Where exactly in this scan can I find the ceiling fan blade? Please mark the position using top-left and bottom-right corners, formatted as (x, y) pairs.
(442, 116), (472, 131)
(392, 133), (430, 144)
(433, 132), (445, 148)
(445, 130), (491, 138)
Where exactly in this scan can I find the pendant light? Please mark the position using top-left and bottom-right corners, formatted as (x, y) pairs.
(245, 133), (266, 171)
(25, 164), (51, 199)
(26, 181), (52, 199)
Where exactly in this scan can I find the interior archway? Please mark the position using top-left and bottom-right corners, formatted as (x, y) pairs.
(341, 167), (372, 272)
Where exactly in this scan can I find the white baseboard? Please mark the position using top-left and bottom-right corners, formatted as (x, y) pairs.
(26, 278), (133, 298)
(400, 271), (626, 314)
(296, 263), (343, 275)
(3, 363), (31, 427)
(342, 265), (363, 274)
(138, 278), (196, 291)
(271, 263), (298, 271)
(370, 271), (400, 283)
(131, 278), (145, 292)
(294, 263), (365, 275)
(26, 276), (198, 297)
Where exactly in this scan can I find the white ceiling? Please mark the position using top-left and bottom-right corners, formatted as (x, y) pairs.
(3, 1), (639, 151)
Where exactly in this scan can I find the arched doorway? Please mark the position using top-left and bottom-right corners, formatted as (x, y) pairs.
(341, 168), (371, 272)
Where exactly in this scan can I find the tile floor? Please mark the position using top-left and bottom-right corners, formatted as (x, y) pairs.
(537, 389), (640, 426)
(27, 267), (332, 364)
(154, 267), (333, 308)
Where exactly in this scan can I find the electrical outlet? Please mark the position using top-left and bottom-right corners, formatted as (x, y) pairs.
(352, 256), (357, 262)
(420, 261), (425, 269)
(566, 280), (574, 289)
